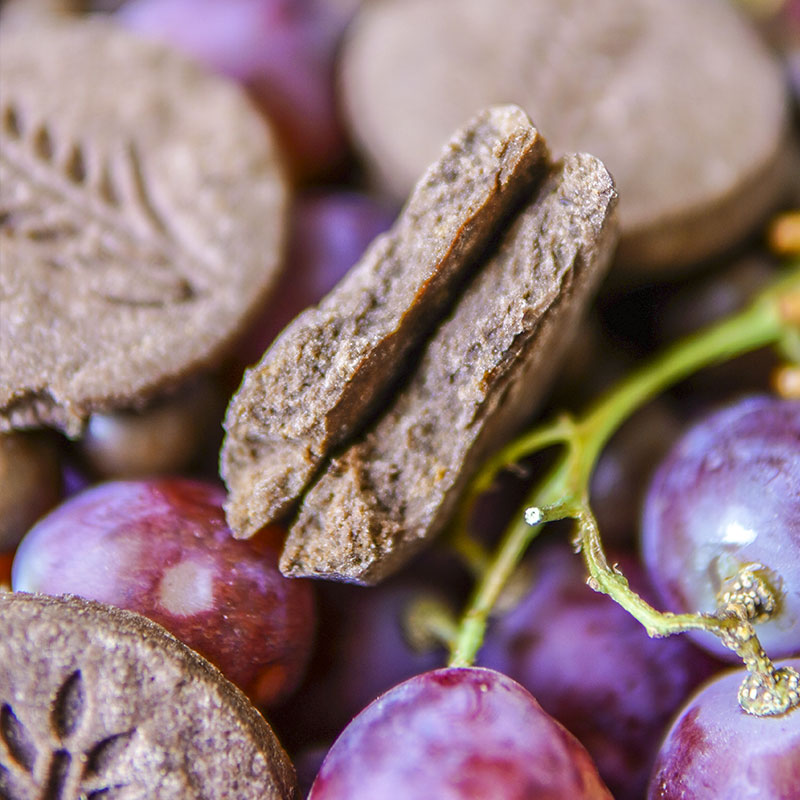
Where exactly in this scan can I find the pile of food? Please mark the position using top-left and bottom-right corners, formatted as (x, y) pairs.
(1, 0), (798, 797)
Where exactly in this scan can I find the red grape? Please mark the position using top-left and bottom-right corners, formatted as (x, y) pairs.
(641, 395), (800, 660)
(648, 658), (800, 799)
(308, 666), (613, 799)
(11, 478), (315, 706)
(479, 541), (719, 799)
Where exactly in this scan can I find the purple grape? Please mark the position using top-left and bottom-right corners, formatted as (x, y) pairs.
(647, 658), (800, 799)
(479, 541), (719, 800)
(656, 257), (779, 406)
(308, 667), (613, 799)
(641, 395), (800, 660)
(11, 478), (315, 706)
(272, 575), (449, 749)
(117, 0), (349, 179)
(78, 375), (224, 479)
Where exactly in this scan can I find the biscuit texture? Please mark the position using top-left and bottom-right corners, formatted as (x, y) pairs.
(281, 151), (618, 583)
(222, 105), (548, 537)
(0, 19), (288, 435)
(0, 592), (297, 799)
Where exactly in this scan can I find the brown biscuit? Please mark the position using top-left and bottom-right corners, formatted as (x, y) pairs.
(281, 152), (618, 584)
(340, 0), (789, 273)
(0, 591), (297, 799)
(222, 105), (549, 537)
(0, 19), (288, 436)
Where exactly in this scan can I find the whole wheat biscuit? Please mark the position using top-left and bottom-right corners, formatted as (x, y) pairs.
(0, 592), (297, 799)
(222, 105), (548, 538)
(0, 18), (288, 436)
(281, 151), (618, 584)
(341, 0), (789, 273)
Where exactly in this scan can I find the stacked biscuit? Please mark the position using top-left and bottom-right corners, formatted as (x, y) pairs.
(222, 105), (619, 584)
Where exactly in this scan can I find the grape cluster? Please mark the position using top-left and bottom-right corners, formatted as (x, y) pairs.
(3, 0), (800, 797)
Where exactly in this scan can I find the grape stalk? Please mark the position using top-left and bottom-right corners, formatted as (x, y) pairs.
(445, 251), (800, 717)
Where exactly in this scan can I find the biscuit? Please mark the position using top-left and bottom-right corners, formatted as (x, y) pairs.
(281, 151), (618, 583)
(222, 105), (548, 537)
(0, 19), (288, 435)
(341, 0), (789, 273)
(0, 591), (297, 799)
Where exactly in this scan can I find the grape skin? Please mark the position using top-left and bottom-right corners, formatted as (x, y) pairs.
(308, 666), (612, 800)
(641, 395), (800, 660)
(271, 577), (448, 750)
(11, 478), (315, 706)
(590, 399), (681, 547)
(648, 658), (800, 799)
(479, 541), (718, 800)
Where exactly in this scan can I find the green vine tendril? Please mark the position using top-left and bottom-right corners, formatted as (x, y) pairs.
(443, 258), (800, 717)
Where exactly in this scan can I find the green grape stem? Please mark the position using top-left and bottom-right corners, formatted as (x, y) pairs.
(447, 263), (800, 715)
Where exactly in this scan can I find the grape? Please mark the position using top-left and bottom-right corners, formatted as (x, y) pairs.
(479, 541), (718, 800)
(0, 432), (62, 553)
(234, 190), (396, 366)
(11, 478), (315, 706)
(656, 257), (779, 406)
(647, 658), (800, 799)
(294, 743), (331, 799)
(60, 455), (92, 499)
(117, 0), (349, 179)
(641, 394), (800, 660)
(78, 375), (223, 479)
(308, 667), (613, 799)
(272, 574), (451, 749)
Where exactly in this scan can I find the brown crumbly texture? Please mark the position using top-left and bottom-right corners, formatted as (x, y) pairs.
(0, 592), (298, 799)
(281, 152), (618, 584)
(0, 18), (288, 436)
(341, 0), (789, 273)
(222, 105), (549, 537)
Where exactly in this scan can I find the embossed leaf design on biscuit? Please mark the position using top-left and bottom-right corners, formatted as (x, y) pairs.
(0, 670), (136, 800)
(0, 99), (200, 307)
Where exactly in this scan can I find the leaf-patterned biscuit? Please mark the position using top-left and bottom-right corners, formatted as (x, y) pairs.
(0, 18), (288, 436)
(0, 592), (297, 799)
